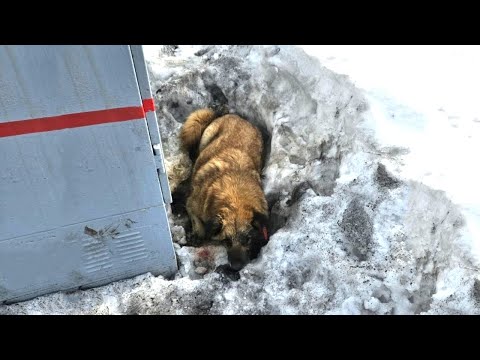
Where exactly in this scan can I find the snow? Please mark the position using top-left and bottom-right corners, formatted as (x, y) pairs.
(301, 45), (480, 266)
(1, 45), (480, 315)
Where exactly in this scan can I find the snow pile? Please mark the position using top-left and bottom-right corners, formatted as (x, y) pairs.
(1, 45), (479, 315)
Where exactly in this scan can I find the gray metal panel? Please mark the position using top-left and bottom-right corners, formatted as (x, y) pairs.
(0, 45), (141, 121)
(129, 45), (153, 101)
(0, 205), (176, 304)
(153, 140), (173, 204)
(0, 45), (176, 303)
(130, 45), (172, 204)
(0, 121), (163, 239)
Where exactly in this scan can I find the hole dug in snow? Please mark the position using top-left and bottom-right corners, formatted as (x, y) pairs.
(157, 46), (365, 282)
(133, 46), (473, 314)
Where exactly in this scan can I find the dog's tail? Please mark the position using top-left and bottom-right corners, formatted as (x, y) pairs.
(180, 108), (218, 160)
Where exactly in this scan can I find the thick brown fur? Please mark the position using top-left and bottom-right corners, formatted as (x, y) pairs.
(180, 108), (269, 270)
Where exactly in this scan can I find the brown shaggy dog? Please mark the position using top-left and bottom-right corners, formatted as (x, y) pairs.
(180, 108), (269, 270)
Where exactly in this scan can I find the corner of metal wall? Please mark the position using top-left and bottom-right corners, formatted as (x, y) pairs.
(129, 45), (172, 205)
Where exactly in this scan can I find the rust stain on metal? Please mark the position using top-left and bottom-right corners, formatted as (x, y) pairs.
(125, 218), (137, 228)
(84, 226), (98, 237)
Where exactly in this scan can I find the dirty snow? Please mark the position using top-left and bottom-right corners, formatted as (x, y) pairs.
(2, 45), (480, 315)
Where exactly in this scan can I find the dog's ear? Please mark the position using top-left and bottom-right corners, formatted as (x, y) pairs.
(204, 217), (222, 239)
(252, 211), (269, 242)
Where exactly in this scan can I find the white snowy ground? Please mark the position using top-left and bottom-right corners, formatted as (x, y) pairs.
(2, 45), (480, 315)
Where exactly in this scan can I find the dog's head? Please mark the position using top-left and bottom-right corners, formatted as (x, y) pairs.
(206, 209), (269, 271)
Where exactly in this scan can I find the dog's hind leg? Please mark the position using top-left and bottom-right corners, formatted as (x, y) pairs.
(191, 214), (205, 239)
(186, 197), (205, 238)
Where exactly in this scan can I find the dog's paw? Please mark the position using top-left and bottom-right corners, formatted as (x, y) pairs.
(215, 264), (240, 282)
(185, 232), (203, 247)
